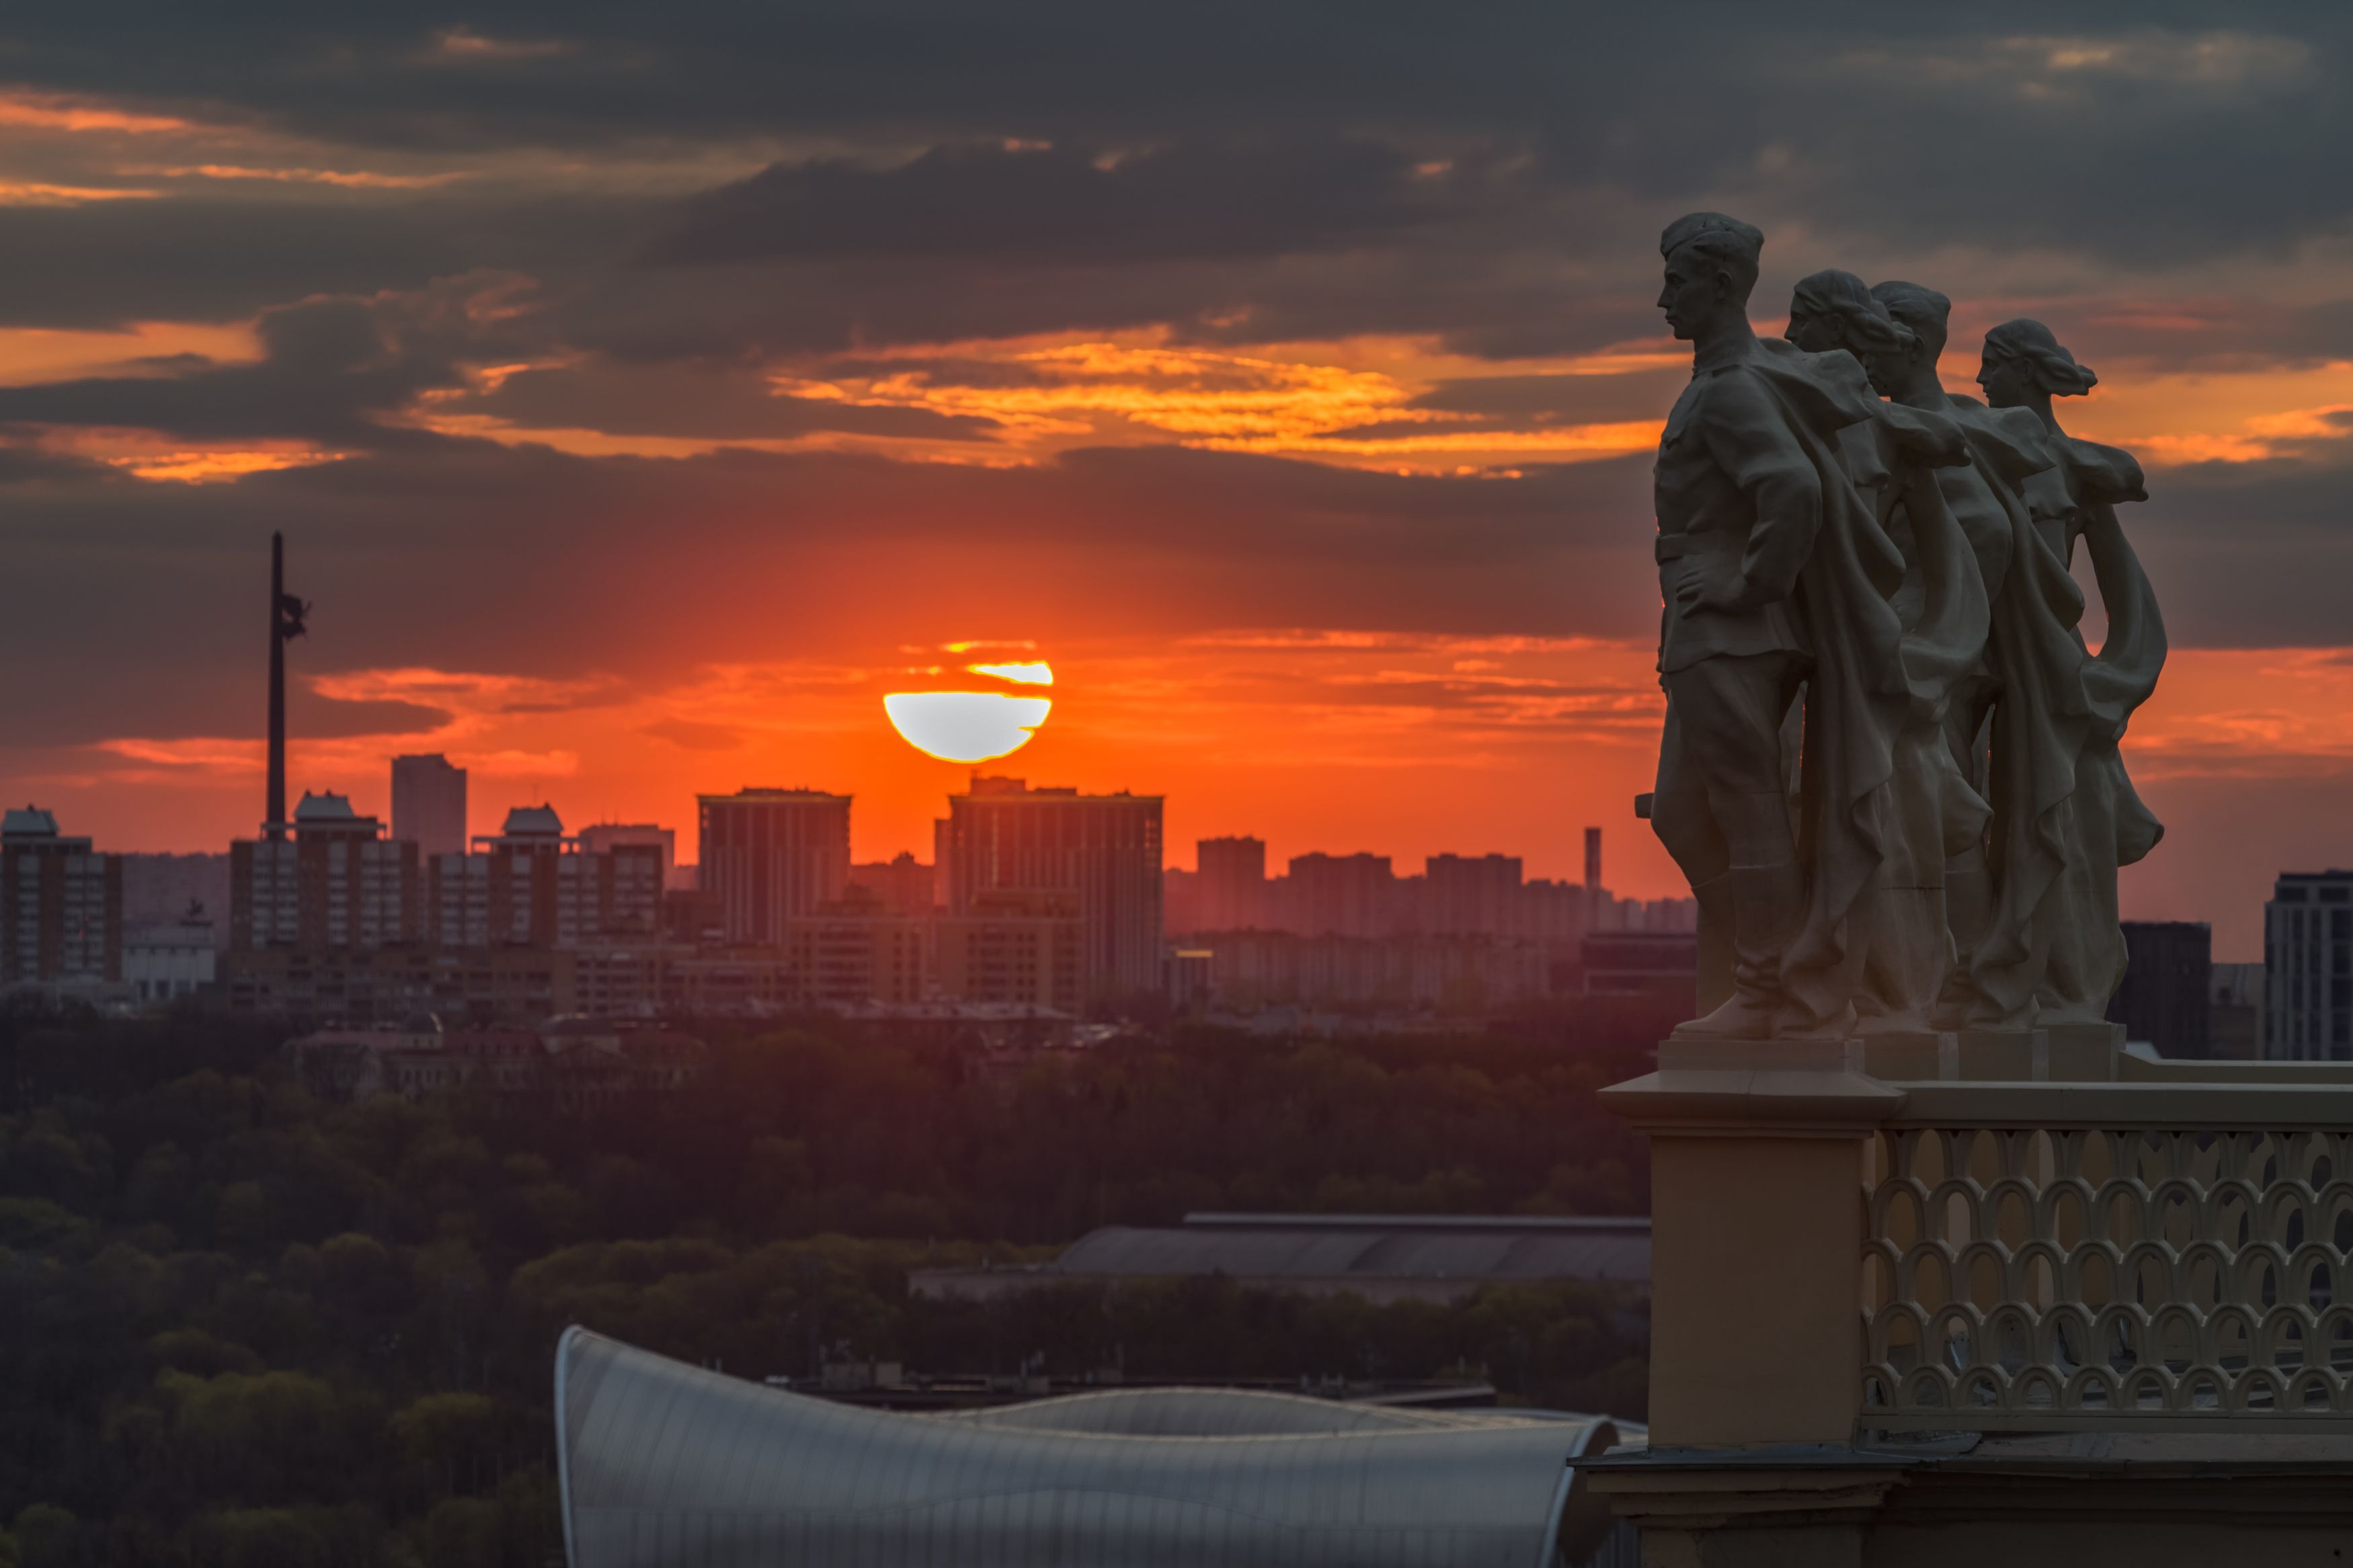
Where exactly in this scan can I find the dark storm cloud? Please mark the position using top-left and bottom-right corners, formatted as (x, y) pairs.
(0, 445), (124, 485)
(287, 691), (452, 737)
(643, 140), (1457, 267)
(0, 192), (662, 331)
(1404, 369), (1690, 424)
(0, 286), (495, 445)
(457, 360), (998, 441)
(9, 8), (2352, 287)
(5, 7), (2348, 371)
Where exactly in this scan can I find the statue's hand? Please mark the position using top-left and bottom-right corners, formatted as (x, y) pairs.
(1675, 561), (1753, 616)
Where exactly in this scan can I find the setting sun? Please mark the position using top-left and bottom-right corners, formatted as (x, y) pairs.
(883, 692), (1052, 762)
(884, 659), (1056, 761)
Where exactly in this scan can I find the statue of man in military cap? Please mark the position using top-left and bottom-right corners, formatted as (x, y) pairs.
(1648, 213), (1909, 1038)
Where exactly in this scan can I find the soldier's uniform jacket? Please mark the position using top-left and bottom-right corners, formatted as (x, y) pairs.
(1652, 337), (1825, 675)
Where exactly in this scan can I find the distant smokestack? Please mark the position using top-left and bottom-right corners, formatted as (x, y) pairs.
(1583, 826), (1603, 927)
(266, 532), (308, 839)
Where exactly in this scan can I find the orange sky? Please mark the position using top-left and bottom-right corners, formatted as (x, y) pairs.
(12, 311), (2353, 958)
(38, 622), (2353, 956)
(7, 53), (2353, 962)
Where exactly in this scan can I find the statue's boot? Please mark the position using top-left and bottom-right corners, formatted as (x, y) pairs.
(1685, 868), (1738, 1016)
(1672, 860), (1800, 1040)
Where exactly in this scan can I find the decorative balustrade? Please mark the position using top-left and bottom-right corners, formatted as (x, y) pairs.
(1601, 1036), (2353, 1446)
(1862, 1093), (2353, 1432)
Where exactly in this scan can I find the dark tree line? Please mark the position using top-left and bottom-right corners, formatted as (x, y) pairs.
(0, 1007), (1650, 1567)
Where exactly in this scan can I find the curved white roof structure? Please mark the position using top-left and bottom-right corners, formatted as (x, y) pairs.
(555, 1328), (1640, 1567)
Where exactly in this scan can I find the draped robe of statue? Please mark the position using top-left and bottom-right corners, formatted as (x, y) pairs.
(1834, 396), (1989, 1031)
(2029, 437), (2166, 1023)
(1944, 401), (2163, 1026)
(1928, 399), (2059, 1026)
(1742, 340), (1912, 1034)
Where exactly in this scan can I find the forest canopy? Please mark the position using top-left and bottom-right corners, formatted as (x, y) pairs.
(0, 1008), (1649, 1567)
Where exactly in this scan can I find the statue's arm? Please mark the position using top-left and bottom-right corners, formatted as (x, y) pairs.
(1878, 403), (1970, 470)
(1698, 374), (1822, 610)
(2064, 437), (2147, 505)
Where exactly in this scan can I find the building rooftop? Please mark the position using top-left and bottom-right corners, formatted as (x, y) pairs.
(556, 1329), (1636, 1568)
(500, 804), (565, 837)
(292, 791), (358, 821)
(1049, 1212), (1651, 1290)
(1, 805), (60, 841)
(698, 787), (850, 803)
(957, 776), (1161, 802)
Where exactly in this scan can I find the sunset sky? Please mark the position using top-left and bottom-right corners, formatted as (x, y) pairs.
(7, 8), (2353, 954)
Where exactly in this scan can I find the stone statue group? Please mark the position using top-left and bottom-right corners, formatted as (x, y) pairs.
(1648, 213), (2164, 1042)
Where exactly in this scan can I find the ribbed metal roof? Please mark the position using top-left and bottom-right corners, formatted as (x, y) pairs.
(557, 1328), (1640, 1568)
(935, 1387), (1550, 1438)
(1053, 1214), (1650, 1288)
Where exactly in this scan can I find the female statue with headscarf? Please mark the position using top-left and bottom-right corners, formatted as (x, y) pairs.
(1970, 321), (2166, 1028)
(1866, 283), (2072, 1031)
(1784, 271), (1988, 1031)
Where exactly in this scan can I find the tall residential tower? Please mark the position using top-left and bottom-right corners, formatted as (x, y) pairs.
(696, 788), (852, 945)
(941, 776), (1162, 1004)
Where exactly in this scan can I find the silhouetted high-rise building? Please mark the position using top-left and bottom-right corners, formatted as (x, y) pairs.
(391, 753), (469, 858)
(1195, 836), (1267, 932)
(848, 851), (936, 918)
(937, 889), (1086, 1014)
(2211, 961), (2264, 1061)
(941, 776), (1162, 1003)
(698, 788), (851, 946)
(232, 792), (419, 952)
(2108, 919), (2211, 1059)
(1517, 879), (1591, 946)
(1425, 853), (1523, 936)
(1, 807), (122, 988)
(1284, 852), (1394, 938)
(785, 892), (930, 1006)
(2266, 871), (2353, 1060)
(430, 806), (663, 950)
(582, 823), (676, 884)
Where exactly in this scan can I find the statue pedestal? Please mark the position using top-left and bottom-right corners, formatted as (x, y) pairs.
(2044, 1019), (2124, 1080)
(1601, 1038), (1903, 1446)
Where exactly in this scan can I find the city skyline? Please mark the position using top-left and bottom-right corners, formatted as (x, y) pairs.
(7, 638), (2305, 960)
(12, 15), (2353, 958)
